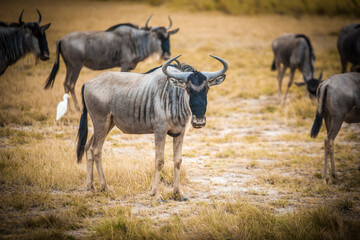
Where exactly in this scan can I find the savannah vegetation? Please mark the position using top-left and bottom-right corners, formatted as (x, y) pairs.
(0, 0), (359, 239)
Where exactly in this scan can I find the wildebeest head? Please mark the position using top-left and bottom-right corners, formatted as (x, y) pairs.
(298, 71), (323, 96)
(144, 15), (179, 60)
(19, 9), (51, 61)
(162, 55), (228, 128)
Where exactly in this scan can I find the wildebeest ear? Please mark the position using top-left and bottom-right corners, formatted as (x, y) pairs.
(168, 77), (187, 89)
(169, 28), (179, 35)
(208, 74), (226, 87)
(42, 23), (51, 30)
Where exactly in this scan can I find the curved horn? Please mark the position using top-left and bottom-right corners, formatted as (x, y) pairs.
(19, 9), (24, 24)
(145, 14), (152, 29)
(201, 55), (229, 80)
(162, 55), (192, 81)
(173, 59), (181, 69)
(318, 70), (323, 81)
(36, 8), (42, 23)
(166, 16), (172, 30)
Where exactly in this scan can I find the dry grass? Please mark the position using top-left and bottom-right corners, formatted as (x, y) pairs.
(0, 0), (360, 239)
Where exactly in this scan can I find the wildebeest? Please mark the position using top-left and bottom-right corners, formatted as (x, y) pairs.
(310, 72), (360, 183)
(76, 55), (228, 201)
(337, 23), (360, 73)
(44, 16), (179, 111)
(271, 33), (322, 103)
(0, 9), (51, 75)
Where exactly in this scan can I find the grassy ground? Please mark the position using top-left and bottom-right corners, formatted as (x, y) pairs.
(0, 1), (360, 239)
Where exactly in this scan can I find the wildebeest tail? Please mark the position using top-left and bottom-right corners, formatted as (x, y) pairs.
(76, 85), (88, 163)
(310, 85), (327, 138)
(271, 59), (276, 71)
(44, 40), (61, 89)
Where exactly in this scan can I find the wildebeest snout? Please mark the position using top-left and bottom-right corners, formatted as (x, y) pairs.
(40, 52), (50, 61)
(191, 115), (206, 128)
(162, 52), (171, 60)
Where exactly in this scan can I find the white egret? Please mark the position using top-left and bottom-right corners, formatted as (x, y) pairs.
(56, 93), (69, 120)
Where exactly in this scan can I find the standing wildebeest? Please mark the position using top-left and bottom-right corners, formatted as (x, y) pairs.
(310, 72), (360, 183)
(76, 55), (228, 201)
(271, 33), (322, 103)
(44, 16), (179, 111)
(0, 9), (50, 75)
(337, 23), (360, 73)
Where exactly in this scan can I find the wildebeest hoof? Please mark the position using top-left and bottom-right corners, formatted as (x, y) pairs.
(101, 187), (112, 193)
(324, 177), (329, 184)
(173, 192), (185, 201)
(157, 198), (166, 203)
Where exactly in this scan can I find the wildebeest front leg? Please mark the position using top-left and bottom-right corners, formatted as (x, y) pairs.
(277, 64), (287, 102)
(173, 132), (185, 201)
(151, 130), (167, 200)
(282, 67), (295, 104)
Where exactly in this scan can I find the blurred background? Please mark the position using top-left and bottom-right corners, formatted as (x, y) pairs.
(0, 0), (359, 239)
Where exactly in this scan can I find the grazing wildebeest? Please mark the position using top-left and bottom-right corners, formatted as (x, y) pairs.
(271, 33), (322, 103)
(76, 55), (228, 201)
(337, 23), (360, 73)
(0, 9), (50, 75)
(310, 72), (360, 183)
(44, 16), (179, 111)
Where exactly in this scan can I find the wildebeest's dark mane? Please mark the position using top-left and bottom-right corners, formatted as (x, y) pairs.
(105, 23), (139, 32)
(143, 64), (177, 74)
(143, 62), (196, 74)
(295, 34), (315, 59)
(295, 34), (316, 74)
(0, 21), (9, 27)
(0, 22), (22, 28)
(180, 63), (196, 72)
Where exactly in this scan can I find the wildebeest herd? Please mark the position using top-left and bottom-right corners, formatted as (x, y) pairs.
(1, 9), (359, 201)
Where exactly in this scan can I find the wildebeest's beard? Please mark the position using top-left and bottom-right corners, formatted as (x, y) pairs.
(160, 36), (170, 60)
(188, 73), (208, 128)
(38, 30), (50, 61)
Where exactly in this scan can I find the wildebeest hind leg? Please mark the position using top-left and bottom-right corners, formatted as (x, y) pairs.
(173, 132), (185, 201)
(64, 65), (82, 111)
(69, 68), (82, 111)
(324, 115), (343, 182)
(91, 115), (114, 192)
(85, 136), (95, 191)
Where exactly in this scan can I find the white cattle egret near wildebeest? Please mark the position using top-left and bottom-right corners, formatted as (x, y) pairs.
(56, 93), (69, 120)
